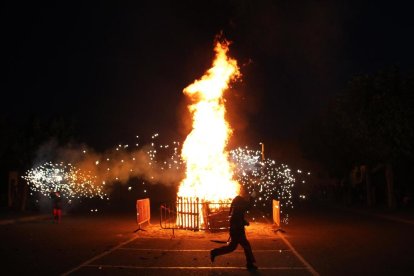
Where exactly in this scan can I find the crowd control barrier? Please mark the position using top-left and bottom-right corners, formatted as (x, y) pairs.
(273, 199), (286, 233)
(272, 199), (280, 227)
(136, 198), (150, 231)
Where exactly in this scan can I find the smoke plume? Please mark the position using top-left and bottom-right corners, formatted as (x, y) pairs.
(33, 138), (185, 195)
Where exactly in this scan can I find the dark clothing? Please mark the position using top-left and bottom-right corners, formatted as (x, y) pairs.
(50, 192), (62, 223)
(212, 230), (256, 264)
(51, 192), (62, 209)
(211, 195), (256, 265)
(229, 195), (253, 235)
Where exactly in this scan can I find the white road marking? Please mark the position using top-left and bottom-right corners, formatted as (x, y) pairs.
(277, 232), (320, 276)
(61, 235), (139, 276)
(0, 215), (50, 225)
(61, 233), (317, 275)
(119, 248), (291, 252)
(85, 264), (308, 270)
(335, 206), (414, 225)
(364, 213), (414, 225)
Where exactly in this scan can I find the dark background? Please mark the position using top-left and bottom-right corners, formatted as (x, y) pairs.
(3, 1), (413, 151)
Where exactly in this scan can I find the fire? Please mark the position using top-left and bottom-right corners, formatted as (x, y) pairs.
(177, 39), (241, 217)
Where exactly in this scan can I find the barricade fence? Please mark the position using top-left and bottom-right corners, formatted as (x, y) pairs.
(136, 198), (150, 230)
(272, 199), (280, 227)
(160, 197), (232, 232)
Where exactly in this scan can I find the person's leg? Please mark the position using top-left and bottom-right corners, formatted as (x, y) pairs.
(53, 208), (57, 222)
(57, 209), (62, 223)
(239, 235), (257, 269)
(210, 238), (238, 262)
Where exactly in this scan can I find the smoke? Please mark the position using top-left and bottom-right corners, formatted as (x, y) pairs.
(33, 138), (185, 195)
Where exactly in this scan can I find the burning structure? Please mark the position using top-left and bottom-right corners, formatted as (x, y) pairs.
(23, 37), (301, 226)
(176, 39), (241, 230)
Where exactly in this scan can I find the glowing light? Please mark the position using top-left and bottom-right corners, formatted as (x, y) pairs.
(178, 39), (240, 204)
(230, 146), (298, 224)
(22, 162), (108, 200)
(22, 132), (307, 225)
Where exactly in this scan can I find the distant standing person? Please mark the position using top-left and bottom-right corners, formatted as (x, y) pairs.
(50, 191), (62, 223)
(210, 189), (258, 271)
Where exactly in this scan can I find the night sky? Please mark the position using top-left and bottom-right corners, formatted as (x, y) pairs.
(3, 1), (414, 152)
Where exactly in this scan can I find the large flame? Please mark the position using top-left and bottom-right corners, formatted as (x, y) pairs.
(178, 40), (241, 202)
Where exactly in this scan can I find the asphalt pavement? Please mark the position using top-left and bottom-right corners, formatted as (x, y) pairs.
(1, 202), (414, 275)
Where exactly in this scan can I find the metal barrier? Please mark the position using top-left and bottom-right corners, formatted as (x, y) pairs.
(272, 199), (285, 233)
(135, 198), (150, 231)
(272, 199), (280, 227)
(160, 197), (231, 233)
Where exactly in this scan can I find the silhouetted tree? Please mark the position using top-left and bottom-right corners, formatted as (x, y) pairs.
(2, 114), (76, 210)
(301, 68), (414, 208)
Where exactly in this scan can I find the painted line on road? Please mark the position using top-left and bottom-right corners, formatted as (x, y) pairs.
(335, 206), (414, 225)
(359, 212), (414, 225)
(277, 232), (320, 276)
(85, 264), (308, 270)
(119, 248), (291, 252)
(261, 212), (320, 275)
(61, 235), (139, 276)
(0, 215), (50, 226)
(0, 219), (16, 225)
(374, 214), (414, 225)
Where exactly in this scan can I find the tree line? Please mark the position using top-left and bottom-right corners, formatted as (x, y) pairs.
(300, 67), (414, 209)
(0, 115), (76, 209)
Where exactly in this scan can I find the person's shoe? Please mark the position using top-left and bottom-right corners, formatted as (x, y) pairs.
(246, 263), (258, 271)
(210, 250), (215, 263)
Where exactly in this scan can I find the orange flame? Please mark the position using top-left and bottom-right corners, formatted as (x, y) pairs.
(178, 39), (241, 202)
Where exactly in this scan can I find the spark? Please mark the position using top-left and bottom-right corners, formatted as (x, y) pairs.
(23, 133), (309, 223)
(22, 162), (108, 200)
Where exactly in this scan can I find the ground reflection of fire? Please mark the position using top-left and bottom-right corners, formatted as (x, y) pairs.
(177, 39), (241, 228)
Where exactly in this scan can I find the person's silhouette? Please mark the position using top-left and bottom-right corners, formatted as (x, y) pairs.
(50, 191), (62, 223)
(210, 189), (258, 270)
